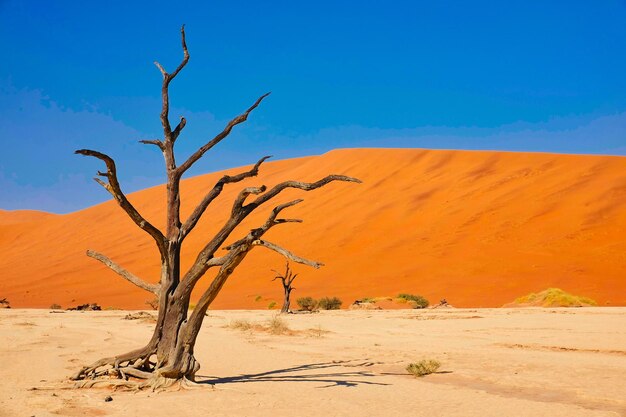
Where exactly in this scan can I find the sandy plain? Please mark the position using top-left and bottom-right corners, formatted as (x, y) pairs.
(0, 307), (624, 417)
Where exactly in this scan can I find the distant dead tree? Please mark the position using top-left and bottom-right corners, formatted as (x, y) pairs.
(71, 26), (360, 389)
(272, 262), (298, 313)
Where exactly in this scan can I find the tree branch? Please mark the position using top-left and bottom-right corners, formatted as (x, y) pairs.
(180, 156), (271, 239)
(139, 139), (165, 150)
(86, 250), (160, 295)
(224, 199), (304, 250)
(154, 25), (190, 140)
(171, 116), (186, 142)
(206, 257), (226, 267)
(169, 25), (189, 81)
(272, 263), (298, 287)
(75, 149), (166, 254)
(254, 240), (323, 268)
(176, 93), (271, 175)
(250, 175), (361, 208)
(154, 62), (167, 77)
(232, 185), (267, 215)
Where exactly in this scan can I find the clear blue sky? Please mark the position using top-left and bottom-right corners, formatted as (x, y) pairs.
(1, 0), (625, 213)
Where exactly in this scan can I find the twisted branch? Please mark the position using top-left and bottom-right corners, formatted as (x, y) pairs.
(74, 149), (166, 254)
(250, 175), (361, 208)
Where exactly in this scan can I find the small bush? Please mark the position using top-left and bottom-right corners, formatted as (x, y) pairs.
(397, 293), (429, 309)
(297, 296), (318, 311)
(49, 303), (62, 310)
(268, 301), (277, 309)
(230, 319), (252, 331)
(361, 297), (376, 303)
(254, 295), (262, 302)
(406, 360), (441, 377)
(267, 316), (290, 335)
(318, 296), (342, 310)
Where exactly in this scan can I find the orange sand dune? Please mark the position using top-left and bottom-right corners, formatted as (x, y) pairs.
(1, 148), (625, 309)
(0, 209), (56, 225)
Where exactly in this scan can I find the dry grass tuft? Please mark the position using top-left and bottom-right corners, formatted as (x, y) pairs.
(267, 316), (290, 335)
(229, 319), (253, 331)
(512, 288), (596, 307)
(406, 359), (441, 377)
(306, 324), (328, 338)
(227, 317), (294, 336)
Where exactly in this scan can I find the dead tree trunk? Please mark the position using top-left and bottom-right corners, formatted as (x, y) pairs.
(70, 26), (360, 389)
(272, 262), (298, 313)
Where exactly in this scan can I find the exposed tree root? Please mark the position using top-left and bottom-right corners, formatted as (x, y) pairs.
(72, 344), (156, 383)
(71, 345), (207, 391)
(72, 372), (206, 391)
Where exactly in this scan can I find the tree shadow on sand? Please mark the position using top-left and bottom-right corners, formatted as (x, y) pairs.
(197, 360), (391, 388)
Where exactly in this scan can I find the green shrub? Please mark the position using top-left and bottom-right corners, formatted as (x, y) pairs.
(254, 295), (262, 302)
(268, 301), (277, 309)
(318, 296), (342, 310)
(297, 296), (318, 311)
(397, 293), (429, 309)
(406, 360), (441, 377)
(49, 303), (62, 310)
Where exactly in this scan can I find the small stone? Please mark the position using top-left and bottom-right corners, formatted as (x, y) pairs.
(104, 396), (113, 402)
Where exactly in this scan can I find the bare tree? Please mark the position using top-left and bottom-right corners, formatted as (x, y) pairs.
(272, 262), (299, 313)
(71, 26), (360, 389)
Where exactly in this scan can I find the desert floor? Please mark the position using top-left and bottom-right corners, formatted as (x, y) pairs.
(0, 307), (624, 417)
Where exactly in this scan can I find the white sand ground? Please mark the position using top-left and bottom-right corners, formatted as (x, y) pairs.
(0, 308), (624, 417)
